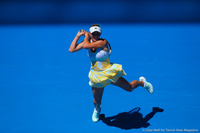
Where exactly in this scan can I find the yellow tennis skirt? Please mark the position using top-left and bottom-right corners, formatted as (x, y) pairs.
(88, 63), (126, 88)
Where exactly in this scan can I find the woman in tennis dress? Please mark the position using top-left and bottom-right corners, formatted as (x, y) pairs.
(69, 24), (153, 122)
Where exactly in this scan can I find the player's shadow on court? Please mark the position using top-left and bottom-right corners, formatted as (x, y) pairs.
(100, 107), (164, 130)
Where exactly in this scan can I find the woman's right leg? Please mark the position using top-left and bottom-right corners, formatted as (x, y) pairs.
(92, 87), (104, 105)
(92, 87), (104, 122)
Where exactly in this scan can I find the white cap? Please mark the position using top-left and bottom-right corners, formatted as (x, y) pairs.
(89, 26), (101, 33)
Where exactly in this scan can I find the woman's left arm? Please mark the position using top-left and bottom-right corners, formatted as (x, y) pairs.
(83, 32), (107, 49)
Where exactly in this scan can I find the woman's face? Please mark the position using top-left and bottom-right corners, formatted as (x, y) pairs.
(90, 31), (101, 41)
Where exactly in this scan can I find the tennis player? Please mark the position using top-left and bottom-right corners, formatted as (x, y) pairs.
(69, 24), (153, 122)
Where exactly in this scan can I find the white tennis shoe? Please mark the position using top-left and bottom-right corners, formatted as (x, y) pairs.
(139, 76), (154, 94)
(92, 106), (101, 122)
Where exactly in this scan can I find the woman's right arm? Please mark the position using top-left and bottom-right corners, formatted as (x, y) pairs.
(69, 30), (86, 52)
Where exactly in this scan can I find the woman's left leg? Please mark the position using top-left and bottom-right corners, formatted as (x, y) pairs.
(111, 77), (144, 92)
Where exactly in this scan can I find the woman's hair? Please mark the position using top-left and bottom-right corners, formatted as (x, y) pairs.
(90, 24), (100, 28)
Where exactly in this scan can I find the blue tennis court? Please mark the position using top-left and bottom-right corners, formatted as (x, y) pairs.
(0, 23), (199, 133)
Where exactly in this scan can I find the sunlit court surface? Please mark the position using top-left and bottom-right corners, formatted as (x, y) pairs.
(0, 23), (199, 133)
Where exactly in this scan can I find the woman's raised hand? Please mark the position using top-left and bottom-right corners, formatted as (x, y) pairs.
(84, 32), (89, 37)
(77, 29), (86, 37)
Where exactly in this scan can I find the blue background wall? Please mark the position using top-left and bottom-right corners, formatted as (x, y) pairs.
(0, 0), (200, 24)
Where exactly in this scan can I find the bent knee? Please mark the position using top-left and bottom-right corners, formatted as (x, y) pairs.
(122, 85), (133, 92)
(127, 87), (133, 92)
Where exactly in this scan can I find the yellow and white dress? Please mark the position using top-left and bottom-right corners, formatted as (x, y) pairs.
(88, 41), (126, 88)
